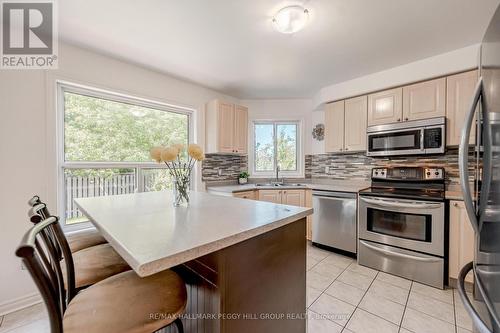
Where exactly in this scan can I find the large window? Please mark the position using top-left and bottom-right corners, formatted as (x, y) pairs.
(58, 83), (192, 228)
(252, 121), (301, 176)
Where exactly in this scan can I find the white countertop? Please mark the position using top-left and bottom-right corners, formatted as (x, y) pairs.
(75, 191), (312, 277)
(206, 180), (371, 194)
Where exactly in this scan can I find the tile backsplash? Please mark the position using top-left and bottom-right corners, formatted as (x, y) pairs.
(202, 154), (248, 181)
(306, 148), (473, 185)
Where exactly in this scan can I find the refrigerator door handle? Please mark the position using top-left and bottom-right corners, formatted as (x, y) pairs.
(457, 262), (492, 333)
(459, 77), (483, 235)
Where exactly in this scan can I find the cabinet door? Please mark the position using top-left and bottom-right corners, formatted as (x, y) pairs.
(403, 78), (446, 121)
(258, 190), (282, 204)
(324, 100), (345, 152)
(367, 88), (403, 126)
(282, 190), (305, 207)
(218, 101), (235, 153)
(449, 201), (475, 283)
(233, 190), (255, 200)
(446, 70), (478, 146)
(344, 96), (368, 152)
(234, 105), (248, 154)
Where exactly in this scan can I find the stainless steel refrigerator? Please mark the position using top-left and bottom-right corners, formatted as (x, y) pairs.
(458, 3), (500, 332)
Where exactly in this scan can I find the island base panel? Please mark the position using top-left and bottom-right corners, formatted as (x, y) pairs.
(169, 217), (306, 333)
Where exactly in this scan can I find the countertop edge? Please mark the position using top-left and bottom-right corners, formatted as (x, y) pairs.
(76, 197), (312, 277)
(136, 208), (312, 277)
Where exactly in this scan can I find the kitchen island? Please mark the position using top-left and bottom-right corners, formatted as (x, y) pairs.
(75, 191), (312, 333)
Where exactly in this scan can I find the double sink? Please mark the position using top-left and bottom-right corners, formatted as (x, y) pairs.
(255, 183), (306, 187)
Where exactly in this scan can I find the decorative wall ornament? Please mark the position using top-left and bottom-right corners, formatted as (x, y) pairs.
(312, 123), (324, 141)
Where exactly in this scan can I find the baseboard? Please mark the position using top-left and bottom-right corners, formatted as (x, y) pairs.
(0, 292), (42, 316)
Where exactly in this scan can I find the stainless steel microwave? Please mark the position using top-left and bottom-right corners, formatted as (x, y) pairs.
(366, 117), (446, 157)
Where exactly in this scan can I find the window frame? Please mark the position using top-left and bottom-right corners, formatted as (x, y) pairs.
(56, 81), (194, 231)
(250, 120), (303, 178)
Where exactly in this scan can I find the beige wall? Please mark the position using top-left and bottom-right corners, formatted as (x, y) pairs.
(0, 42), (238, 313)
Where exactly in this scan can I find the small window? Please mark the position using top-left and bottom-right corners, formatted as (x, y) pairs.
(252, 121), (300, 176)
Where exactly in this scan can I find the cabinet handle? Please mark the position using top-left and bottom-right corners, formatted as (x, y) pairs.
(339, 148), (343, 151)
(405, 117), (409, 121)
(345, 147), (349, 151)
(397, 118), (401, 122)
(453, 202), (459, 207)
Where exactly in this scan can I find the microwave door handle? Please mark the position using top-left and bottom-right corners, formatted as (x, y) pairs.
(360, 197), (442, 209)
(359, 240), (442, 263)
(459, 77), (482, 235)
(457, 262), (494, 333)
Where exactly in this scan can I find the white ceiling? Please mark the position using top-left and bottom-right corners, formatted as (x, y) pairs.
(60, 0), (500, 99)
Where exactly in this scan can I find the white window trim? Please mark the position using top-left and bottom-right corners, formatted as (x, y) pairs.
(56, 81), (194, 231)
(249, 119), (304, 178)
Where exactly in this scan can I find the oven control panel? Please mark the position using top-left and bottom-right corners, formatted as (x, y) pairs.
(372, 168), (387, 179)
(424, 168), (444, 180)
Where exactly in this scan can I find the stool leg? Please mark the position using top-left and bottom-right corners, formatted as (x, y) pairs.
(173, 318), (184, 333)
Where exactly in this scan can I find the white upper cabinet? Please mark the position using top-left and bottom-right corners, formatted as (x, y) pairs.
(206, 100), (248, 154)
(367, 88), (403, 126)
(234, 104), (248, 154)
(324, 100), (345, 153)
(446, 70), (478, 146)
(402, 77), (446, 121)
(344, 96), (368, 152)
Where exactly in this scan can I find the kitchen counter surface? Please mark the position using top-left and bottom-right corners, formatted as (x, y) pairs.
(75, 191), (312, 277)
(206, 180), (371, 194)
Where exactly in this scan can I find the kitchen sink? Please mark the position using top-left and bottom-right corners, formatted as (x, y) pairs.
(255, 183), (306, 187)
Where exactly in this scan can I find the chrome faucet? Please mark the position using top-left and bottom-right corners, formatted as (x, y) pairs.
(273, 165), (283, 185)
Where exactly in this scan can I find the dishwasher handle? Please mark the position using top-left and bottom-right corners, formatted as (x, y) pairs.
(312, 190), (356, 199)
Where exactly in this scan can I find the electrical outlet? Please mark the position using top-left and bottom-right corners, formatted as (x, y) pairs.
(324, 166), (329, 174)
(217, 169), (223, 176)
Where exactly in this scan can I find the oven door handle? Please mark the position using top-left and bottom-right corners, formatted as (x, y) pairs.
(360, 197), (442, 209)
(359, 240), (441, 263)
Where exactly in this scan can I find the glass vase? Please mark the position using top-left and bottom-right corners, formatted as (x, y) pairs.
(172, 176), (190, 207)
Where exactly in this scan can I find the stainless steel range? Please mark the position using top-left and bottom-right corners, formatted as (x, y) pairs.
(358, 166), (446, 289)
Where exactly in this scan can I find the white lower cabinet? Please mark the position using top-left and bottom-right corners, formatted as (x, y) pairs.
(449, 200), (475, 283)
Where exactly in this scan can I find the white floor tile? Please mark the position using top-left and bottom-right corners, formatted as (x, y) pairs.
(307, 246), (331, 261)
(376, 272), (412, 290)
(411, 282), (453, 304)
(307, 256), (319, 270)
(368, 279), (410, 305)
(321, 254), (354, 270)
(456, 327), (472, 333)
(407, 291), (455, 324)
(337, 270), (374, 291)
(307, 270), (335, 291)
(0, 303), (47, 333)
(309, 293), (356, 327)
(307, 310), (343, 333)
(453, 289), (476, 330)
(346, 308), (399, 333)
(399, 328), (414, 333)
(346, 262), (378, 278)
(358, 291), (405, 325)
(324, 281), (366, 306)
(402, 308), (455, 333)
(307, 286), (323, 307)
(310, 261), (344, 280)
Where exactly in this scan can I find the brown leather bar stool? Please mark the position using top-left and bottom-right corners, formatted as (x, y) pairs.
(16, 216), (187, 333)
(28, 195), (107, 252)
(28, 202), (131, 289)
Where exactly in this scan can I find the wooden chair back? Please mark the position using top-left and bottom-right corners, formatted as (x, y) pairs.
(17, 214), (76, 333)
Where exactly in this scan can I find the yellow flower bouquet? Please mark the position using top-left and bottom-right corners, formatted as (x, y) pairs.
(150, 143), (205, 206)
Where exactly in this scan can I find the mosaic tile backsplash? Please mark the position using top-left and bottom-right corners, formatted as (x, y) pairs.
(307, 148), (473, 185)
(202, 154), (248, 181)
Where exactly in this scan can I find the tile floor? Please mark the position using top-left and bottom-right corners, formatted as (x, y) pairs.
(307, 244), (475, 333)
(0, 244), (476, 333)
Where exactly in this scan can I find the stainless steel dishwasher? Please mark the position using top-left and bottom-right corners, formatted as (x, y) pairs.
(312, 190), (357, 254)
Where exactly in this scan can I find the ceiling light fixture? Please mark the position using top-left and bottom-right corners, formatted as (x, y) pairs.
(272, 5), (309, 34)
